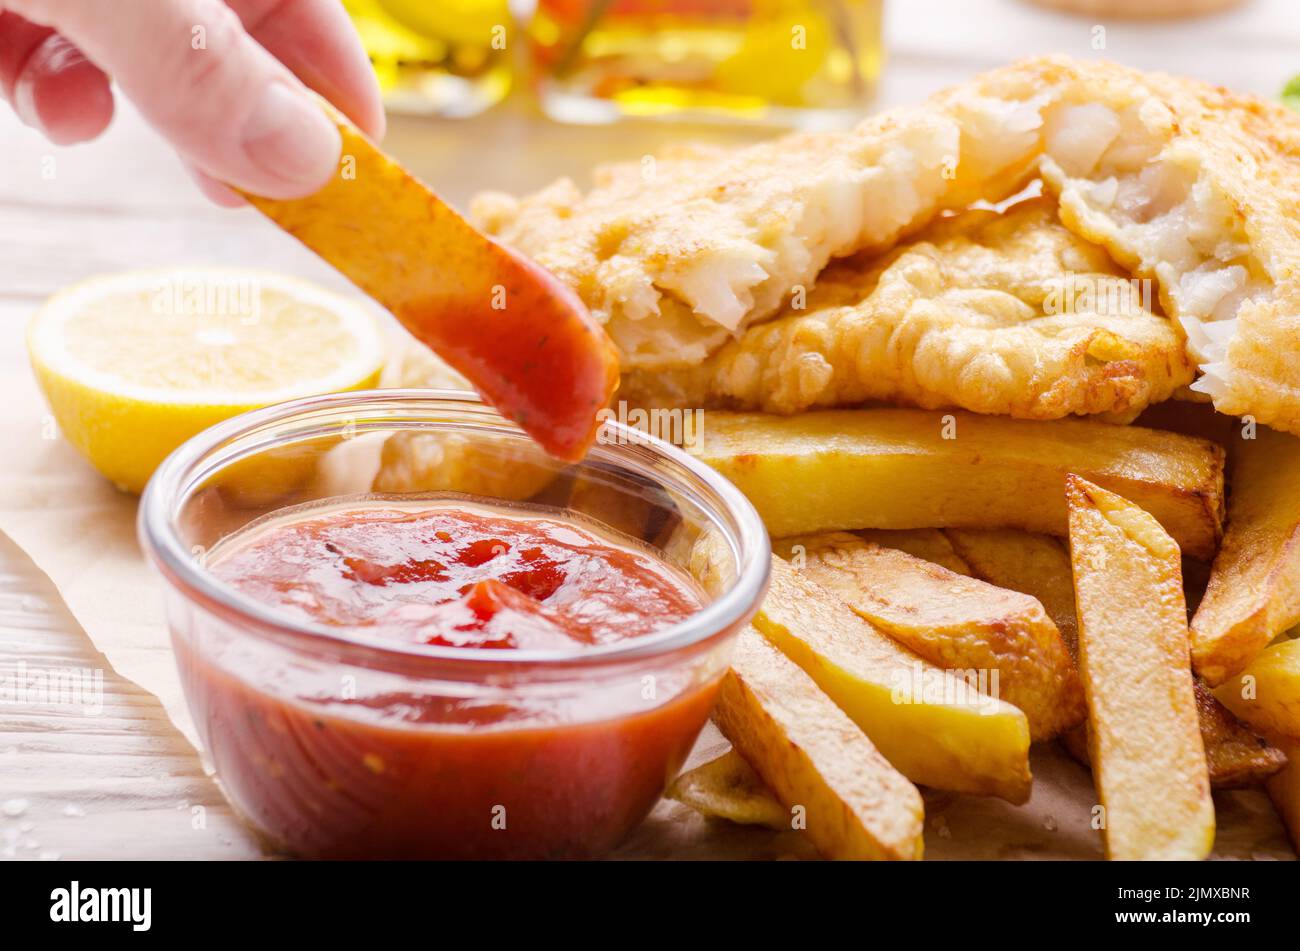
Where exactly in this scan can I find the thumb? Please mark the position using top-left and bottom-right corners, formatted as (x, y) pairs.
(8, 0), (342, 199)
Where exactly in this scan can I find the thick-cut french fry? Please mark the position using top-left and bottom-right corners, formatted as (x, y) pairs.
(944, 528), (1080, 659)
(244, 105), (619, 460)
(856, 528), (973, 574)
(777, 532), (1083, 741)
(1190, 683), (1286, 788)
(1266, 735), (1300, 853)
(1213, 638), (1300, 741)
(947, 526), (1281, 786)
(1066, 475), (1214, 860)
(1211, 639), (1300, 847)
(713, 630), (925, 860)
(1063, 681), (1286, 789)
(1192, 426), (1300, 685)
(666, 750), (787, 830)
(691, 408), (1224, 558)
(753, 556), (1032, 803)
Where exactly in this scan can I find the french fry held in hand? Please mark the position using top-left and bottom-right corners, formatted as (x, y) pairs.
(243, 105), (619, 461)
(691, 409), (1225, 559)
(1192, 426), (1300, 685)
(713, 630), (925, 860)
(753, 556), (1032, 803)
(777, 532), (1084, 741)
(1066, 475), (1214, 860)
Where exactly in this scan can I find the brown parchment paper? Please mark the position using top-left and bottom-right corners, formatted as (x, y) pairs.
(0, 357), (1294, 861)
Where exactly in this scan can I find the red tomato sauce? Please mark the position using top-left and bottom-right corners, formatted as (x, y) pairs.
(208, 505), (701, 651)
(182, 501), (717, 859)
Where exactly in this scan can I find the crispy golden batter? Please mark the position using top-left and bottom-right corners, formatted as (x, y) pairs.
(472, 85), (1045, 369)
(624, 198), (1193, 419)
(480, 56), (1300, 432)
(986, 58), (1300, 435)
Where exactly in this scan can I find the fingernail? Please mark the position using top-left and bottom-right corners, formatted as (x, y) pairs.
(12, 75), (41, 130)
(241, 83), (340, 195)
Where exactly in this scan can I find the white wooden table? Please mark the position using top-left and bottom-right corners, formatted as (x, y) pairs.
(2, 0), (1297, 861)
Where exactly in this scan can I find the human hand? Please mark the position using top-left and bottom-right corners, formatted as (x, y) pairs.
(0, 0), (384, 204)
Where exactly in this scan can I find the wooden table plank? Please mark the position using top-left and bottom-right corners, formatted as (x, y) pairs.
(0, 533), (261, 860)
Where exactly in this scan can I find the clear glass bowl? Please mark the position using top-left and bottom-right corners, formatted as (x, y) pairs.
(139, 389), (769, 859)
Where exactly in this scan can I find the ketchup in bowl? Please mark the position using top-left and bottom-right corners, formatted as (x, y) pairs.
(180, 499), (719, 859)
(141, 391), (768, 861)
(209, 504), (702, 651)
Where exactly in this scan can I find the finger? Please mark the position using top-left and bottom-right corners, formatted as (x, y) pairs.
(230, 0), (384, 141)
(6, 0), (342, 200)
(0, 13), (112, 144)
(184, 162), (247, 207)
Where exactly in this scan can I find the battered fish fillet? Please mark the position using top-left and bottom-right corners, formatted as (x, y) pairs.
(1018, 59), (1300, 435)
(622, 198), (1194, 419)
(472, 88), (1047, 370)
(479, 56), (1300, 433)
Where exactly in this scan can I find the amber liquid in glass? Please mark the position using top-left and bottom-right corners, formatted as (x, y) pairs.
(344, 0), (513, 116)
(528, 0), (884, 126)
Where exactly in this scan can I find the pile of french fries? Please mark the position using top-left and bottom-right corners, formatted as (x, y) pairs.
(669, 404), (1300, 861)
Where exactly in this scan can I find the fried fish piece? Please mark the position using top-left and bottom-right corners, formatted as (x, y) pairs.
(624, 198), (1193, 419)
(472, 85), (1046, 370)
(1015, 59), (1300, 436)
(482, 57), (1300, 435)
(371, 342), (560, 500)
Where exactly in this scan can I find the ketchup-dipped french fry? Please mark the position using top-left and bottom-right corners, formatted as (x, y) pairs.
(243, 106), (619, 460)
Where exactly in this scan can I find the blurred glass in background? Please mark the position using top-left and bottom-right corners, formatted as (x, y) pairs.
(527, 0), (884, 126)
(343, 0), (514, 116)
(347, 0), (884, 125)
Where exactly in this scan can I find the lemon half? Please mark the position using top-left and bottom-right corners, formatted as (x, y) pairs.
(28, 268), (386, 494)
